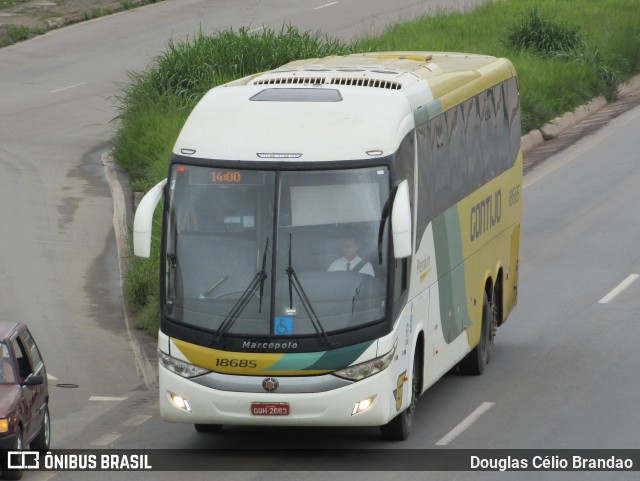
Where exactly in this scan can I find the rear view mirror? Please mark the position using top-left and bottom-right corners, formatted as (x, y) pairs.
(391, 180), (412, 259)
(134, 179), (167, 258)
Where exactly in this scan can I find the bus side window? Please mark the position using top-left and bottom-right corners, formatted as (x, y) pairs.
(464, 97), (484, 190)
(480, 90), (498, 183)
(506, 77), (522, 164)
(393, 258), (408, 306)
(431, 114), (451, 215)
(416, 123), (434, 252)
(495, 83), (511, 173)
(447, 105), (467, 205)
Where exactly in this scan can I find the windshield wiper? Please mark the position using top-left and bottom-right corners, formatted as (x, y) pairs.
(258, 237), (270, 313)
(214, 237), (269, 342)
(286, 234), (331, 346)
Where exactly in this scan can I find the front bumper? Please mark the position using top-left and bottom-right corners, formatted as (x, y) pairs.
(159, 365), (398, 427)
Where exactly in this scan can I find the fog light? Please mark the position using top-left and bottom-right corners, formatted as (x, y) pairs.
(169, 392), (192, 412)
(352, 396), (376, 415)
(0, 419), (8, 433)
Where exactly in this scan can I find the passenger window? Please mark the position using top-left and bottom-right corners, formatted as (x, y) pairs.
(481, 89), (498, 183)
(447, 105), (467, 204)
(416, 123), (435, 251)
(430, 114), (451, 215)
(11, 338), (33, 380)
(464, 97), (484, 189)
(20, 329), (43, 369)
(506, 78), (521, 164)
(495, 84), (511, 172)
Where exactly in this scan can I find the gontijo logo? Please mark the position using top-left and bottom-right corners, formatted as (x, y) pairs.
(470, 189), (502, 241)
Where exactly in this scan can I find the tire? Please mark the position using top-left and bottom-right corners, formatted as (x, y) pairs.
(194, 424), (223, 433)
(30, 404), (51, 450)
(2, 426), (23, 480)
(459, 292), (494, 375)
(380, 354), (421, 441)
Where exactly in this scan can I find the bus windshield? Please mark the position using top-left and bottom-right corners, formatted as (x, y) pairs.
(164, 164), (390, 339)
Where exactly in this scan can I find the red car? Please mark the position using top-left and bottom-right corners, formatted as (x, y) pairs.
(0, 322), (50, 479)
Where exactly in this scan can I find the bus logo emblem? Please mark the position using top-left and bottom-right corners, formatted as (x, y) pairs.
(262, 377), (279, 392)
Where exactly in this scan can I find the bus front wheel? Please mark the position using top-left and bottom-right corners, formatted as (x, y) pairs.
(380, 353), (421, 441)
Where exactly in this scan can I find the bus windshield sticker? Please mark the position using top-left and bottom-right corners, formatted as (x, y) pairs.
(274, 317), (293, 336)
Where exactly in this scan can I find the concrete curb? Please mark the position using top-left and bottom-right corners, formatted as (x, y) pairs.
(522, 74), (640, 154)
(41, 1), (147, 30)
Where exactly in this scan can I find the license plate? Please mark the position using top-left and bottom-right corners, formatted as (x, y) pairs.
(251, 402), (290, 416)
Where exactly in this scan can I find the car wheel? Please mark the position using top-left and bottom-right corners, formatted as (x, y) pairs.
(30, 404), (51, 450)
(2, 426), (24, 480)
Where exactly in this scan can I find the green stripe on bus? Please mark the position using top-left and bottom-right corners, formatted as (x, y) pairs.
(301, 340), (375, 371)
(433, 208), (471, 343)
(264, 350), (325, 371)
(414, 99), (442, 127)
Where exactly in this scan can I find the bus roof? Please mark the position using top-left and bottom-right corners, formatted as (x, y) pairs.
(173, 51), (517, 163)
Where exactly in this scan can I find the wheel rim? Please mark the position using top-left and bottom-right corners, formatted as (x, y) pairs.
(43, 408), (50, 447)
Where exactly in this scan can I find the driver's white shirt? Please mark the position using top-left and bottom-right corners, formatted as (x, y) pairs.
(328, 256), (375, 277)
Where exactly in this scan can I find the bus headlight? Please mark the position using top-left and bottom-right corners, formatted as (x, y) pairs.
(158, 350), (210, 378)
(332, 342), (396, 381)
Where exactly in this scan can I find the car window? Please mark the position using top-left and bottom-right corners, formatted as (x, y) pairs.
(11, 338), (34, 380)
(0, 342), (16, 384)
(20, 329), (43, 369)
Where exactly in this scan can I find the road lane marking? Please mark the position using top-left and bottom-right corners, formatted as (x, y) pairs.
(122, 414), (152, 427)
(50, 82), (87, 93)
(47, 373), (58, 381)
(435, 401), (495, 446)
(89, 396), (129, 402)
(599, 274), (639, 304)
(91, 433), (122, 446)
(314, 2), (338, 10)
(250, 26), (266, 33)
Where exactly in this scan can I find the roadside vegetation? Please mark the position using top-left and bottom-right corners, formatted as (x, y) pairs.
(113, 0), (640, 334)
(0, 0), (161, 47)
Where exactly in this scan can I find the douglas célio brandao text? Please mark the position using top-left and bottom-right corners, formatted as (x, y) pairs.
(470, 455), (634, 471)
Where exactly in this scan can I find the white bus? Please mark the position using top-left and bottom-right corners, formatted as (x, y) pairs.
(134, 51), (522, 440)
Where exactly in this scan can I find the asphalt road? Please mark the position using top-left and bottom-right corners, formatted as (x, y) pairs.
(43, 104), (640, 481)
(1, 0), (639, 480)
(0, 0), (489, 461)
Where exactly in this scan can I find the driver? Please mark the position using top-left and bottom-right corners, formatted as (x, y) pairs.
(328, 236), (374, 277)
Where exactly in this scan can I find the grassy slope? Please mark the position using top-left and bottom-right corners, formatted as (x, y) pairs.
(113, 1), (640, 333)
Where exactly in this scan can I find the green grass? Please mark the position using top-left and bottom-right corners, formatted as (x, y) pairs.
(0, 25), (47, 47)
(0, 0), (26, 9)
(114, 1), (640, 334)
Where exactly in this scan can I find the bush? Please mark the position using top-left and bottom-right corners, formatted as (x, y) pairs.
(505, 8), (582, 54)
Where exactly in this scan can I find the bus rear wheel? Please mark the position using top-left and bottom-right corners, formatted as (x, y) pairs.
(380, 353), (421, 441)
(459, 292), (494, 375)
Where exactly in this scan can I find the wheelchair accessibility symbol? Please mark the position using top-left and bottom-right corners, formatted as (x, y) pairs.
(274, 317), (293, 335)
